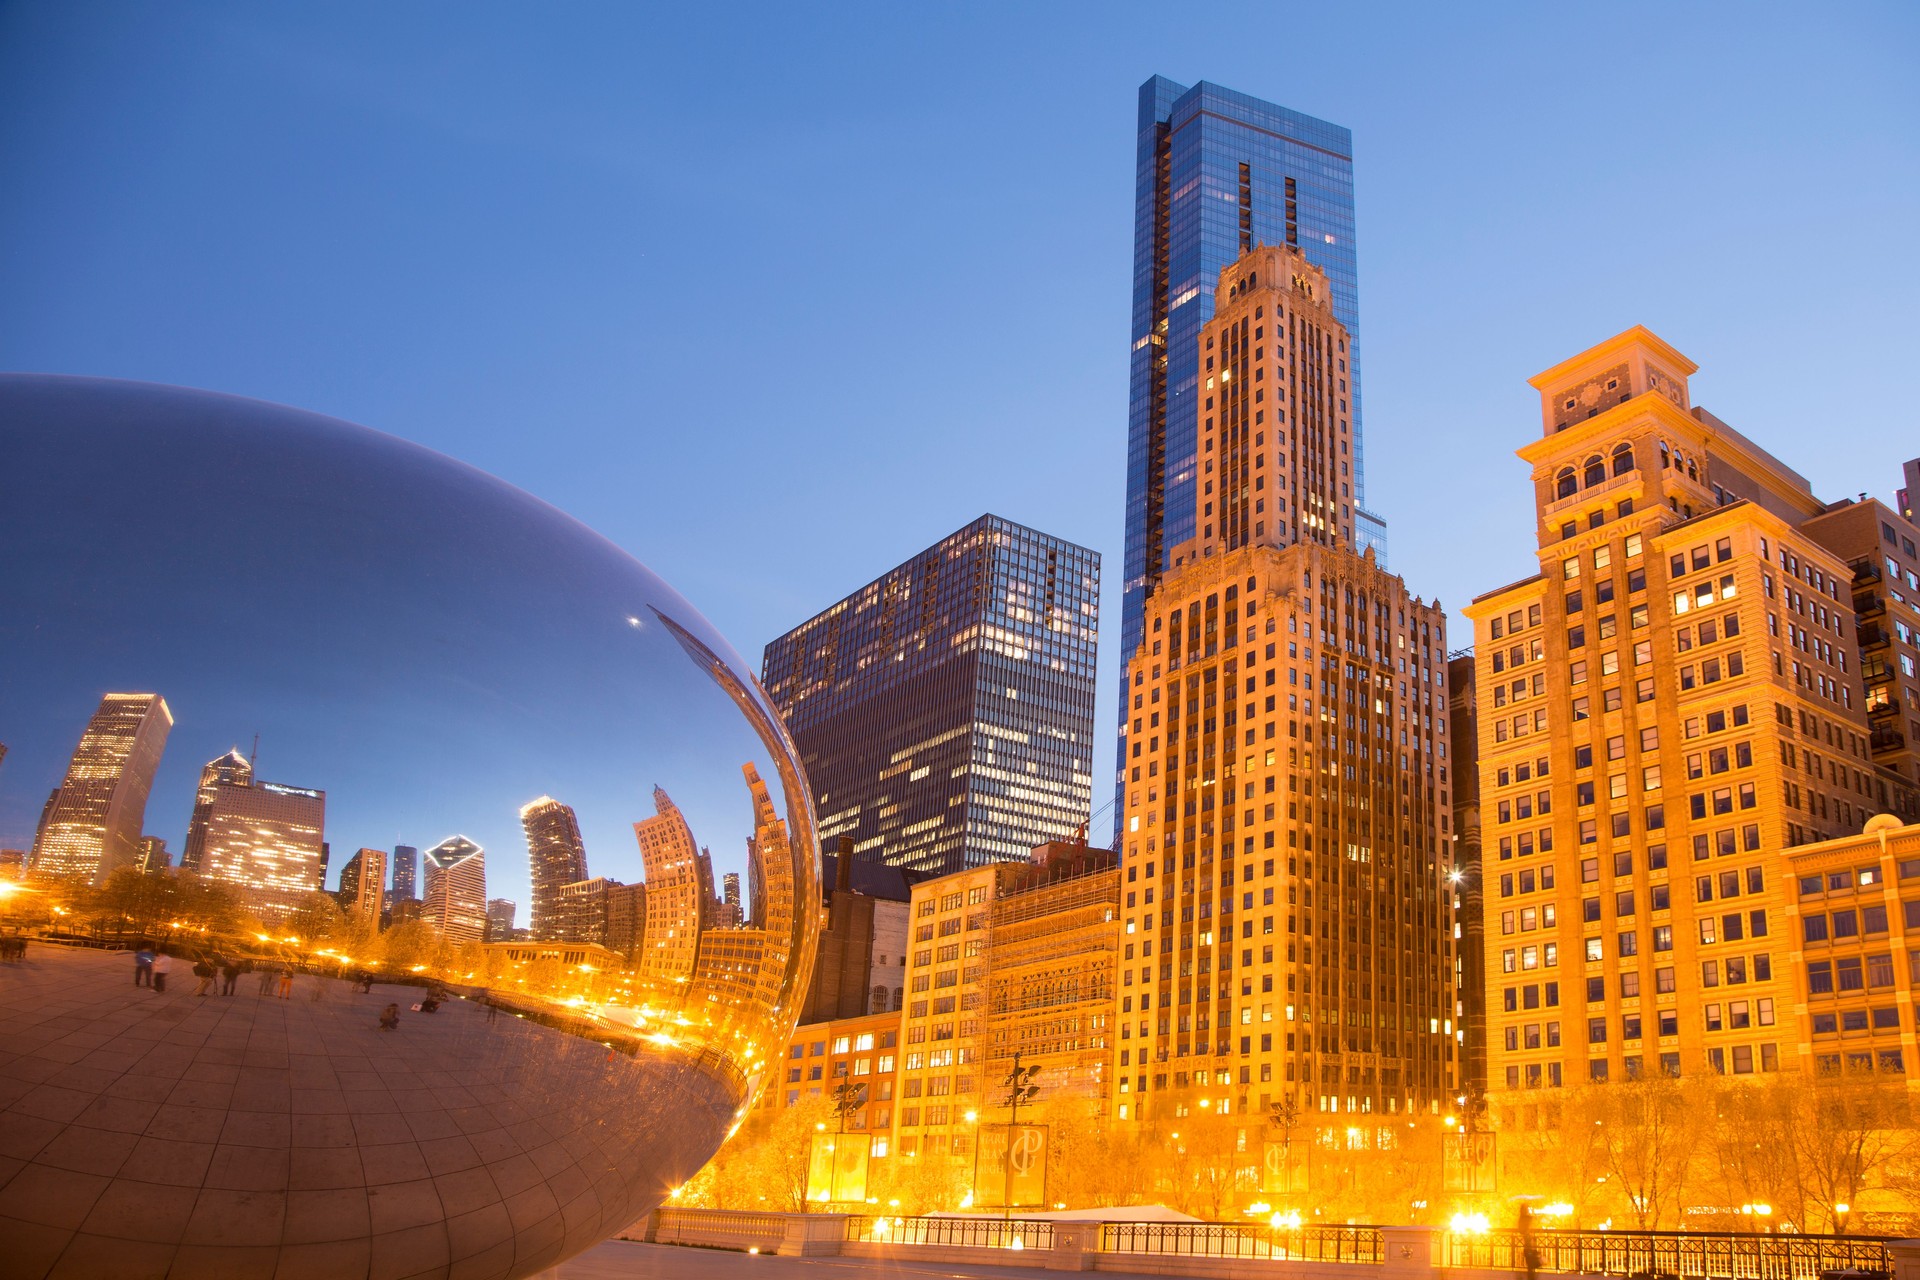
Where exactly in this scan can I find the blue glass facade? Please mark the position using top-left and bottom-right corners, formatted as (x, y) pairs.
(1117, 76), (1384, 833)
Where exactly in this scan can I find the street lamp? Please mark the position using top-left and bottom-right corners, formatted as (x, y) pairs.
(995, 1051), (1042, 1224)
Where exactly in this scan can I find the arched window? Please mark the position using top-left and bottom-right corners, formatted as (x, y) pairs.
(1687, 459), (1698, 481)
(1583, 455), (1606, 488)
(1612, 442), (1635, 476)
(1556, 467), (1578, 499)
(1660, 441), (1671, 469)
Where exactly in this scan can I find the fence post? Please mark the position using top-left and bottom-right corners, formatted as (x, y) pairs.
(1887, 1240), (1920, 1280)
(1383, 1225), (1441, 1280)
(778, 1211), (847, 1256)
(1047, 1220), (1099, 1271)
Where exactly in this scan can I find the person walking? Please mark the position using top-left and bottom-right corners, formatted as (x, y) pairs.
(1518, 1204), (1540, 1280)
(133, 944), (154, 988)
(378, 1003), (400, 1031)
(221, 958), (241, 996)
(257, 961), (277, 995)
(192, 957), (215, 996)
(151, 950), (172, 994)
(276, 966), (294, 999)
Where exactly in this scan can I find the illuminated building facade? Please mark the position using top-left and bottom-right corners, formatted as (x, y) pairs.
(1803, 494), (1920, 798)
(1119, 76), (1379, 837)
(485, 898), (515, 940)
(199, 779), (327, 924)
(985, 843), (1119, 1104)
(555, 876), (613, 947)
(422, 835), (488, 944)
(1113, 248), (1458, 1136)
(801, 842), (916, 1024)
(1784, 816), (1920, 1080)
(764, 1009), (903, 1154)
(521, 795), (589, 941)
(339, 847), (387, 921)
(1467, 328), (1919, 1120)
(894, 844), (1123, 1163)
(181, 748), (250, 873)
(605, 881), (647, 960)
(763, 514), (1099, 877)
(31, 693), (172, 883)
(635, 787), (704, 986)
(896, 861), (1013, 1161)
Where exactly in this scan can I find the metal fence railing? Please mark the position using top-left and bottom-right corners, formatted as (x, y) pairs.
(844, 1216), (1054, 1250)
(1103, 1221), (1384, 1262)
(1445, 1229), (1892, 1279)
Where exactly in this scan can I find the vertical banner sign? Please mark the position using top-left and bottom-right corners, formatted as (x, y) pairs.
(1262, 1141), (1305, 1194)
(974, 1123), (1048, 1209)
(806, 1132), (872, 1205)
(1442, 1131), (1496, 1193)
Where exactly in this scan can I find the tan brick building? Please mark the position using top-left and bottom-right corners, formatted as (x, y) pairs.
(1112, 246), (1460, 1140)
(1467, 328), (1917, 1121)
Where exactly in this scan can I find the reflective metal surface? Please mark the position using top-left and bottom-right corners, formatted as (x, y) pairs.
(0, 375), (819, 1279)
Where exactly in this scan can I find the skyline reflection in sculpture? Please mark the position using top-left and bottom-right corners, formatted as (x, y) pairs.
(0, 374), (819, 1279)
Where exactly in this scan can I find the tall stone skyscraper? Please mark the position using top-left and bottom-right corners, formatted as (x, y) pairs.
(1120, 76), (1377, 837)
(1112, 246), (1458, 1130)
(422, 835), (487, 944)
(762, 514), (1099, 876)
(520, 795), (589, 940)
(31, 693), (173, 884)
(181, 748), (252, 873)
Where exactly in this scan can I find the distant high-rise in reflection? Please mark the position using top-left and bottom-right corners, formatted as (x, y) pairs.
(181, 747), (251, 873)
(390, 843), (419, 905)
(635, 787), (702, 986)
(422, 835), (488, 944)
(555, 876), (613, 947)
(521, 795), (589, 941)
(605, 881), (647, 960)
(200, 777), (327, 924)
(485, 897), (515, 941)
(339, 847), (387, 921)
(135, 836), (170, 873)
(719, 870), (743, 928)
(30, 693), (173, 884)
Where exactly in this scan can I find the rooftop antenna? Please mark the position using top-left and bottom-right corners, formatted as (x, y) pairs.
(249, 733), (259, 773)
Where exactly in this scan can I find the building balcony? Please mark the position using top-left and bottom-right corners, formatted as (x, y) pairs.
(1852, 559), (1885, 587)
(1872, 727), (1908, 755)
(1859, 622), (1892, 651)
(1855, 594), (1888, 622)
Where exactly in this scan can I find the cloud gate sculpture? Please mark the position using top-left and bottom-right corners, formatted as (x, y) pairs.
(0, 375), (820, 1279)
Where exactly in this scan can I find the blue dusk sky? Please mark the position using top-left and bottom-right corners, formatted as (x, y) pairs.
(1, 3), (1916, 896)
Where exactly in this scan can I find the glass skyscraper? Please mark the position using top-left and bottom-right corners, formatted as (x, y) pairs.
(1118, 75), (1382, 831)
(763, 515), (1099, 877)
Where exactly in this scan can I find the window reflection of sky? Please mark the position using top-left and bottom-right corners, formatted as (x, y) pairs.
(0, 375), (806, 915)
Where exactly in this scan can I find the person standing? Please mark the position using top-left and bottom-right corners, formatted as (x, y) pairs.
(192, 957), (215, 996)
(258, 962), (277, 995)
(221, 958), (241, 996)
(378, 1003), (400, 1030)
(1518, 1204), (1539, 1280)
(151, 949), (172, 994)
(133, 944), (154, 988)
(276, 966), (294, 999)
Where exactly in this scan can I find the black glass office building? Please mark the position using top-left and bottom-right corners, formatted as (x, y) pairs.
(1118, 75), (1384, 832)
(762, 515), (1098, 877)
